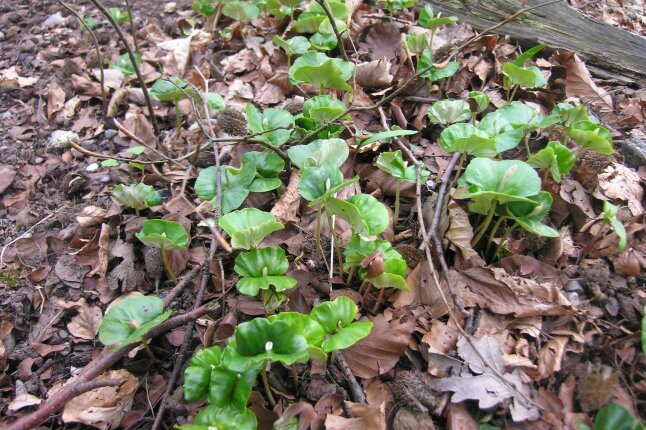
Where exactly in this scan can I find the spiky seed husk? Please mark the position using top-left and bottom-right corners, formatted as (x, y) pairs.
(217, 107), (248, 136)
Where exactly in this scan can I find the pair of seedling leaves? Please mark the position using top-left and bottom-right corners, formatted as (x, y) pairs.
(179, 296), (372, 430)
(436, 100), (612, 181)
(193, 0), (260, 23)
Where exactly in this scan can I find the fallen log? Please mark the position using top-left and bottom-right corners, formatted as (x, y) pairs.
(426, 0), (646, 86)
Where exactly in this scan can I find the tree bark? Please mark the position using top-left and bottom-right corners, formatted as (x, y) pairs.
(426, 0), (646, 86)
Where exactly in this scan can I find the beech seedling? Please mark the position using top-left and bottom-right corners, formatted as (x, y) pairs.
(99, 295), (171, 357)
(288, 52), (353, 92)
(309, 296), (372, 353)
(136, 219), (190, 283)
(112, 183), (162, 216)
(218, 208), (284, 250)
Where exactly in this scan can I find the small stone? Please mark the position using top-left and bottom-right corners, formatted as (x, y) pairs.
(86, 163), (99, 172)
(104, 129), (118, 139)
(99, 175), (111, 183)
(43, 12), (65, 28)
(71, 148), (83, 158)
(620, 137), (646, 169)
(47, 130), (79, 154)
(565, 279), (583, 293)
(80, 139), (95, 149)
(59, 330), (68, 339)
(0, 32), (5, 42)
(33, 156), (44, 164)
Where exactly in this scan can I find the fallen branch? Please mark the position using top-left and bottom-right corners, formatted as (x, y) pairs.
(87, 0), (160, 137)
(151, 237), (218, 430)
(335, 352), (366, 403)
(162, 264), (202, 309)
(6, 305), (216, 430)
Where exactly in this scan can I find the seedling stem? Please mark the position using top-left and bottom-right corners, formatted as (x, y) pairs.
(261, 359), (276, 406)
(394, 179), (401, 226)
(161, 247), (178, 284)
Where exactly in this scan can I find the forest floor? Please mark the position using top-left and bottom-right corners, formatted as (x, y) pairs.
(0, 0), (645, 429)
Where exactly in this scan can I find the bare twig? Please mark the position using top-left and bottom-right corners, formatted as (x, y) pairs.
(124, 0), (141, 55)
(162, 264), (202, 308)
(5, 305), (216, 430)
(58, 1), (107, 111)
(151, 238), (217, 430)
(88, 0), (160, 137)
(65, 135), (161, 164)
(113, 119), (183, 167)
(334, 352), (366, 403)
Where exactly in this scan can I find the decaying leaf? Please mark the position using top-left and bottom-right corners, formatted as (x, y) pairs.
(593, 163), (644, 216)
(325, 402), (386, 430)
(438, 336), (540, 422)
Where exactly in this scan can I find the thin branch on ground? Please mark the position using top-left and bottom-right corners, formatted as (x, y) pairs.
(58, 1), (107, 111)
(5, 304), (216, 430)
(162, 264), (202, 308)
(124, 0), (141, 55)
(88, 0), (160, 137)
(0, 213), (55, 270)
(334, 352), (366, 403)
(65, 135), (161, 164)
(113, 119), (184, 167)
(152, 237), (218, 430)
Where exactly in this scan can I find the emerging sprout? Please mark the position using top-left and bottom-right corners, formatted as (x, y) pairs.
(136, 219), (190, 283)
(112, 183), (162, 216)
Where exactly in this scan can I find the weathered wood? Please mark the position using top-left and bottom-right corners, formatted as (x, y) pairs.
(427, 0), (646, 86)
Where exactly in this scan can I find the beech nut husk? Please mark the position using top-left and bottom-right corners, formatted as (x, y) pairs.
(361, 251), (384, 278)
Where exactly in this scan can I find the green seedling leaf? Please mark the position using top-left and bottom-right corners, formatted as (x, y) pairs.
(347, 194), (389, 236)
(418, 4), (458, 30)
(136, 219), (190, 251)
(478, 102), (543, 152)
(288, 138), (349, 169)
(502, 62), (546, 88)
(242, 151), (284, 193)
(383, 0), (414, 13)
(547, 103), (590, 128)
(568, 120), (613, 155)
(603, 201), (627, 252)
(457, 158), (542, 215)
(376, 150), (429, 183)
(468, 91), (490, 113)
(268, 312), (326, 361)
(526, 141), (575, 182)
(439, 123), (498, 157)
(150, 77), (193, 103)
(112, 183), (162, 213)
(310, 31), (338, 51)
(98, 295), (172, 349)
(369, 270), (410, 291)
(298, 162), (343, 202)
(576, 403), (645, 430)
(193, 0), (216, 16)
(343, 236), (402, 270)
(101, 159), (119, 168)
(222, 318), (309, 372)
(222, 0), (260, 23)
(183, 346), (261, 409)
(302, 95), (348, 125)
(428, 99), (472, 125)
(310, 296), (373, 353)
(111, 53), (140, 75)
(417, 48), (459, 80)
(127, 146), (146, 156)
(205, 92), (225, 114)
(108, 7), (130, 25)
(513, 44), (545, 67)
(194, 162), (257, 214)
(326, 197), (369, 236)
(405, 32), (427, 55)
(278, 0), (302, 8)
(289, 52), (353, 91)
(245, 104), (294, 147)
(294, 12), (327, 33)
(273, 35), (311, 56)
(219, 208), (284, 250)
(359, 129), (418, 149)
(179, 405), (257, 430)
(506, 191), (559, 237)
(234, 247), (297, 296)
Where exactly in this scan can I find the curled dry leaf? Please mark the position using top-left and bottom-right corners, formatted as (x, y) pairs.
(552, 52), (613, 113)
(271, 169), (301, 224)
(343, 312), (414, 378)
(325, 402), (386, 430)
(535, 336), (568, 380)
(444, 200), (481, 263)
(459, 267), (573, 318)
(593, 163), (644, 216)
(0, 165), (17, 195)
(355, 59), (393, 88)
(53, 369), (139, 430)
(76, 206), (108, 228)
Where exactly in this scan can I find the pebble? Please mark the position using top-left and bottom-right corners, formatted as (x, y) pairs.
(86, 163), (99, 172)
(100, 175), (111, 183)
(59, 330), (68, 339)
(47, 130), (79, 154)
(564, 279), (583, 294)
(43, 12), (65, 28)
(33, 156), (44, 164)
(104, 129), (118, 139)
(81, 139), (95, 149)
(0, 31), (5, 42)
(71, 148), (83, 158)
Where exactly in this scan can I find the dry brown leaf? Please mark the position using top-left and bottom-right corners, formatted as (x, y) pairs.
(552, 52), (613, 112)
(7, 393), (42, 412)
(344, 312), (414, 378)
(55, 369), (139, 429)
(359, 22), (401, 61)
(77, 206), (108, 228)
(422, 320), (459, 354)
(0, 66), (39, 89)
(446, 402), (478, 430)
(32, 343), (66, 357)
(445, 200), (480, 262)
(67, 302), (103, 341)
(47, 80), (66, 119)
(535, 336), (568, 380)
(576, 364), (619, 413)
(325, 402), (386, 430)
(460, 267), (572, 317)
(0, 165), (17, 195)
(593, 163), (644, 216)
(96, 69), (124, 91)
(355, 59), (393, 88)
(439, 336), (539, 422)
(271, 169), (301, 224)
